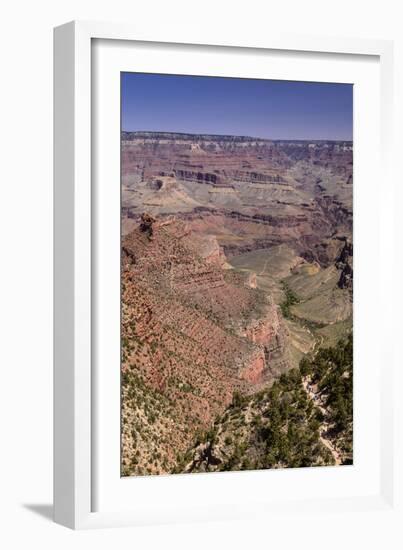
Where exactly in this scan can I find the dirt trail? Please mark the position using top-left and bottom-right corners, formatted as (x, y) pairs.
(259, 257), (270, 276)
(310, 332), (324, 358)
(302, 377), (342, 465)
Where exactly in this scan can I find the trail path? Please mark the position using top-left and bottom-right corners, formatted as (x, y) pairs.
(259, 258), (270, 276)
(310, 332), (324, 358)
(302, 377), (342, 465)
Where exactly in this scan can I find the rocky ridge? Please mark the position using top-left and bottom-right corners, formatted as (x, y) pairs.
(121, 215), (291, 475)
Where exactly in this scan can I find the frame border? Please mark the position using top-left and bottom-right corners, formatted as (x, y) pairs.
(54, 20), (395, 529)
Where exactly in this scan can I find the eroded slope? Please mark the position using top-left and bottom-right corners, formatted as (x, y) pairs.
(121, 216), (291, 475)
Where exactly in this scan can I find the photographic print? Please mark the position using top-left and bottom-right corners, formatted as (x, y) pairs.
(120, 73), (353, 477)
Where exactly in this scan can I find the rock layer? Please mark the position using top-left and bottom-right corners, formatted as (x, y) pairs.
(121, 217), (290, 476)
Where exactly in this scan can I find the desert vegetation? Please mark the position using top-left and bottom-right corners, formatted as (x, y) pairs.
(180, 336), (352, 473)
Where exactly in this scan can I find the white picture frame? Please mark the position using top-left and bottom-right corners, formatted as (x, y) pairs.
(54, 20), (398, 530)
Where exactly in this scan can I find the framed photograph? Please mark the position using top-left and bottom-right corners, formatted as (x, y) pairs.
(54, 21), (397, 529)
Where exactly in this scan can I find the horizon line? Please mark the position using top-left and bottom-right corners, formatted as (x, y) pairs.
(122, 130), (353, 143)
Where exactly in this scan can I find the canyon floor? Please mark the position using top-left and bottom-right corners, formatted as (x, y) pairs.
(120, 132), (353, 476)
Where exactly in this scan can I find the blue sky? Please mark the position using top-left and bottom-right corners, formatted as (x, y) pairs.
(121, 73), (353, 141)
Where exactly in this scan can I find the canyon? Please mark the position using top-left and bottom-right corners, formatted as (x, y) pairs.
(121, 131), (353, 476)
